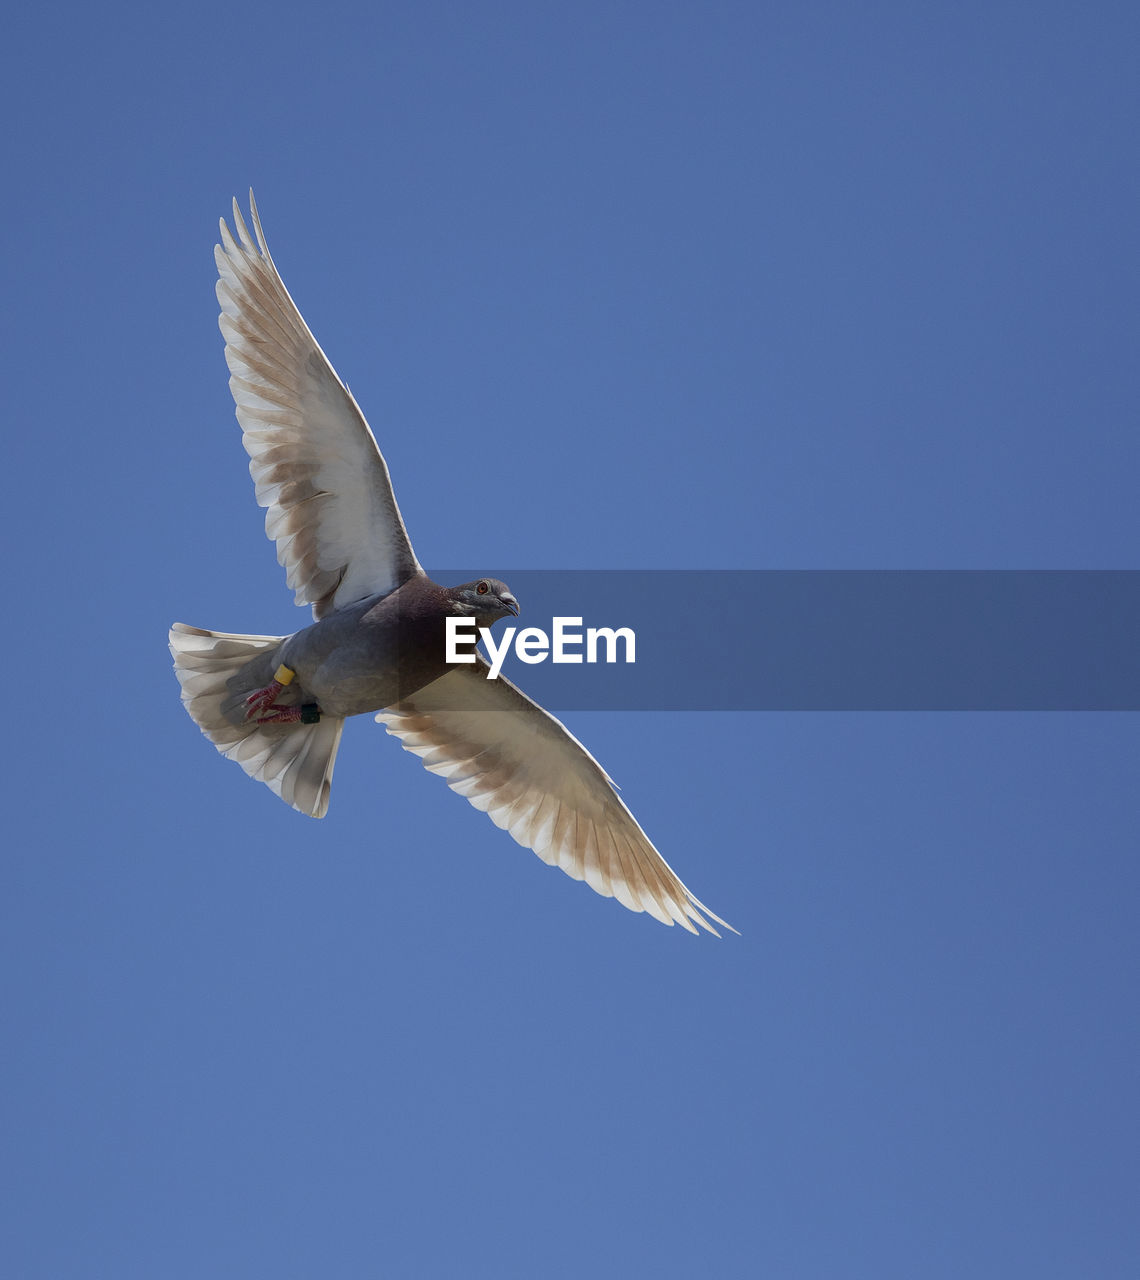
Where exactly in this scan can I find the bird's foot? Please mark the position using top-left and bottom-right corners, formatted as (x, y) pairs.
(243, 679), (286, 721)
(243, 663), (303, 722)
(253, 702), (322, 726)
(255, 703), (302, 724)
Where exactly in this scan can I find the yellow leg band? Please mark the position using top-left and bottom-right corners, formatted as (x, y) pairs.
(274, 664), (296, 686)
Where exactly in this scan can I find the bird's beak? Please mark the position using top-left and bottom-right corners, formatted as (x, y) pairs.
(502, 594), (520, 616)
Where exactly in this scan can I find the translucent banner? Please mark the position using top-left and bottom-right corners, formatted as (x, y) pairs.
(429, 571), (1140, 710)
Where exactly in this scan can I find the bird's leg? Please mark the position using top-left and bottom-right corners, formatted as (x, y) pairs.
(243, 679), (287, 720)
(243, 662), (305, 723)
(255, 704), (302, 724)
(255, 702), (322, 725)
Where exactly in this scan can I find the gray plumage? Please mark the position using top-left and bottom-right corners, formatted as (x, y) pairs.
(170, 194), (733, 935)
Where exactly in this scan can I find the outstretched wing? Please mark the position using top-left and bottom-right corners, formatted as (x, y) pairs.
(216, 193), (422, 618)
(376, 665), (735, 935)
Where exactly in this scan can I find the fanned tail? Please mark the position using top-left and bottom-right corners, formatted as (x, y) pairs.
(169, 622), (344, 818)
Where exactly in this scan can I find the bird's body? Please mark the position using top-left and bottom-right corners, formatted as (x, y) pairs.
(221, 577), (512, 723)
(170, 194), (733, 935)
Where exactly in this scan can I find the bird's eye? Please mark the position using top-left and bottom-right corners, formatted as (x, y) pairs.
(476, 581), (489, 595)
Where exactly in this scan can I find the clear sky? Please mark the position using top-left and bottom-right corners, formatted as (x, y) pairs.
(3, 3), (1138, 1277)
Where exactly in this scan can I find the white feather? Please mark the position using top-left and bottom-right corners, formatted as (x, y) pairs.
(376, 662), (735, 936)
(215, 193), (421, 618)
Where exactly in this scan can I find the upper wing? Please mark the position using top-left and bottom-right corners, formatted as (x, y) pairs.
(376, 665), (735, 935)
(216, 193), (422, 618)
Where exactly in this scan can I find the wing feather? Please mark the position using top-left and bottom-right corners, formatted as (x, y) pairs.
(376, 664), (735, 936)
(216, 193), (421, 617)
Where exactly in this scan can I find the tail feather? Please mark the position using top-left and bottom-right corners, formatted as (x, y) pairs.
(169, 622), (344, 818)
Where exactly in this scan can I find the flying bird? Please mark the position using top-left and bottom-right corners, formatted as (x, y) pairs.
(170, 195), (733, 935)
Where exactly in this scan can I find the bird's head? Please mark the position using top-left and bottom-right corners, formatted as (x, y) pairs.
(447, 578), (520, 628)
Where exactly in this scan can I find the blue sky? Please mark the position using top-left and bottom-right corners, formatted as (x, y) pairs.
(3, 3), (1138, 1276)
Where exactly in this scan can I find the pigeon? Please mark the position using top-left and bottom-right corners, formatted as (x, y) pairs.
(170, 194), (734, 936)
